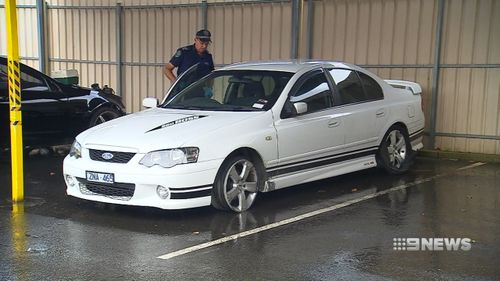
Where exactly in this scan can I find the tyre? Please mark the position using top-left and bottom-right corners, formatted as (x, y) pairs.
(212, 156), (263, 212)
(89, 107), (121, 127)
(377, 125), (413, 175)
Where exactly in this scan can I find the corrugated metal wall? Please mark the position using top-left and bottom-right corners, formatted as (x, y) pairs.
(208, 1), (292, 63)
(1, 0), (499, 154)
(311, 0), (437, 139)
(121, 4), (201, 112)
(48, 4), (117, 98)
(436, 0), (500, 154)
(311, 0), (499, 154)
(0, 0), (39, 69)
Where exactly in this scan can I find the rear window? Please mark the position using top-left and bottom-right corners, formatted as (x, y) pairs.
(328, 69), (384, 105)
(328, 69), (365, 105)
(358, 72), (383, 100)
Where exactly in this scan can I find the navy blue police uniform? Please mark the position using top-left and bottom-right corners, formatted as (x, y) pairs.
(169, 45), (214, 77)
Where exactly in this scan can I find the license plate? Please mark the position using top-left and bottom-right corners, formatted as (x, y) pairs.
(86, 171), (114, 184)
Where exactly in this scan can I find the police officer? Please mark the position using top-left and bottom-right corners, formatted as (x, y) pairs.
(164, 29), (215, 83)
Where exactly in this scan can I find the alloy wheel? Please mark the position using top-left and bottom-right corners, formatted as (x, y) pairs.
(385, 130), (407, 169)
(223, 159), (258, 212)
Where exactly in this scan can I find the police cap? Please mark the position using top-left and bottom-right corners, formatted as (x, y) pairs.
(195, 29), (212, 43)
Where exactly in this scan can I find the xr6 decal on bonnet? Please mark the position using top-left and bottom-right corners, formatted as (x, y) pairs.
(146, 115), (207, 133)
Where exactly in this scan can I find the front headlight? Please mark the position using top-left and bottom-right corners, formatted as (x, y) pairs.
(139, 147), (199, 168)
(69, 140), (82, 159)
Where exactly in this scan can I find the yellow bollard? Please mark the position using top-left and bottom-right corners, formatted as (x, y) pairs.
(5, 0), (24, 202)
(12, 203), (27, 253)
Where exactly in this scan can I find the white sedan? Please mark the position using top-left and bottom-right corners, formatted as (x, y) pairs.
(63, 61), (424, 212)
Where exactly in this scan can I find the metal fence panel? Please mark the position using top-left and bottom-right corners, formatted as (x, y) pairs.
(434, 0), (500, 153)
(312, 0), (437, 65)
(208, 2), (292, 63)
(313, 0), (499, 154)
(0, 3), (38, 68)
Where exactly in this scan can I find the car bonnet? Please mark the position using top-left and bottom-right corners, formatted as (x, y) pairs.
(76, 108), (260, 153)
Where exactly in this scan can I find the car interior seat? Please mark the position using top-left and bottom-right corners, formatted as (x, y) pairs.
(233, 82), (265, 106)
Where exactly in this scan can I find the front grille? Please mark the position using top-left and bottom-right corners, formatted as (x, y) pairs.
(77, 178), (135, 198)
(89, 149), (135, 163)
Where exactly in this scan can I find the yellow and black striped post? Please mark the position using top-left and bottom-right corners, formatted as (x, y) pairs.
(5, 0), (24, 202)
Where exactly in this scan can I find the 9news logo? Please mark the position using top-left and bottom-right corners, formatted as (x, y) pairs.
(393, 238), (472, 251)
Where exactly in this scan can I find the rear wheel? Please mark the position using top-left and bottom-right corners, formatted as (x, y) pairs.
(212, 156), (262, 212)
(89, 107), (121, 127)
(377, 125), (413, 174)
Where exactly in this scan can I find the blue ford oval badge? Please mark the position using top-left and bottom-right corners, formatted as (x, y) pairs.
(102, 152), (114, 160)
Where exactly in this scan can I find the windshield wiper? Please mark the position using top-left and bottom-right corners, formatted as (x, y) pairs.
(163, 105), (204, 110)
(163, 104), (262, 112)
(225, 106), (262, 111)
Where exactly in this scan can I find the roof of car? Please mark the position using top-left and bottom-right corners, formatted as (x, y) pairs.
(219, 60), (360, 73)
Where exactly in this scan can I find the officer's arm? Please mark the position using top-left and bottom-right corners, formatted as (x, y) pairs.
(164, 63), (177, 82)
(209, 55), (215, 72)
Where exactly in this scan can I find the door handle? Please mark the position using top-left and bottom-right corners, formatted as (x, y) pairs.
(376, 109), (385, 118)
(328, 119), (341, 128)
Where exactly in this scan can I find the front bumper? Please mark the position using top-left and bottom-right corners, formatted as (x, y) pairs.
(63, 152), (222, 210)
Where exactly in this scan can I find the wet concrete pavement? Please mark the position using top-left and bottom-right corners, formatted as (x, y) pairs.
(0, 153), (499, 280)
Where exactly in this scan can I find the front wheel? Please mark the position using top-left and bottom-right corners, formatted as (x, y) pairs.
(89, 107), (121, 127)
(212, 156), (262, 212)
(377, 125), (413, 174)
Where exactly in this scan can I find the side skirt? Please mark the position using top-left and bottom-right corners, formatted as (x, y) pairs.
(261, 155), (377, 192)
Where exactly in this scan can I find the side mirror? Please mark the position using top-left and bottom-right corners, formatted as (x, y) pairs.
(142, 97), (159, 108)
(293, 102), (308, 115)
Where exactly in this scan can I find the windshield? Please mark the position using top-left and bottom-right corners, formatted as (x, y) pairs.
(161, 70), (293, 111)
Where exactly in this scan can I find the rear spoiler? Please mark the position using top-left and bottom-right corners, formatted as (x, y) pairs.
(385, 80), (422, 95)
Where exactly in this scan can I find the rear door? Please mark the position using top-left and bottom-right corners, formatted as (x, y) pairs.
(327, 68), (385, 151)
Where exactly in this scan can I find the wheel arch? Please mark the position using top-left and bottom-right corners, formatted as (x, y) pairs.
(221, 147), (267, 181)
(90, 101), (124, 115)
(379, 121), (410, 147)
(376, 121), (414, 174)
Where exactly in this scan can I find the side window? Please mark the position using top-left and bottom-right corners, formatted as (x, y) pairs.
(0, 63), (7, 83)
(358, 72), (383, 100)
(0, 62), (48, 92)
(329, 69), (365, 105)
(20, 68), (47, 91)
(0, 64), (7, 94)
(290, 72), (333, 113)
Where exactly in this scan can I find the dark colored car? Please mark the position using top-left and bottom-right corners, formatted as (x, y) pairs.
(0, 56), (125, 148)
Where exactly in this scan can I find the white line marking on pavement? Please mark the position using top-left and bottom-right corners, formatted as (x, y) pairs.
(157, 162), (486, 260)
(456, 162), (485, 170)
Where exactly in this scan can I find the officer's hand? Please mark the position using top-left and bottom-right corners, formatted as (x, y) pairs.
(203, 86), (213, 98)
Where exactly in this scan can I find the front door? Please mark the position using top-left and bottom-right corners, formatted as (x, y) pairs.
(19, 65), (67, 146)
(163, 63), (213, 104)
(0, 60), (68, 147)
(272, 69), (345, 178)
